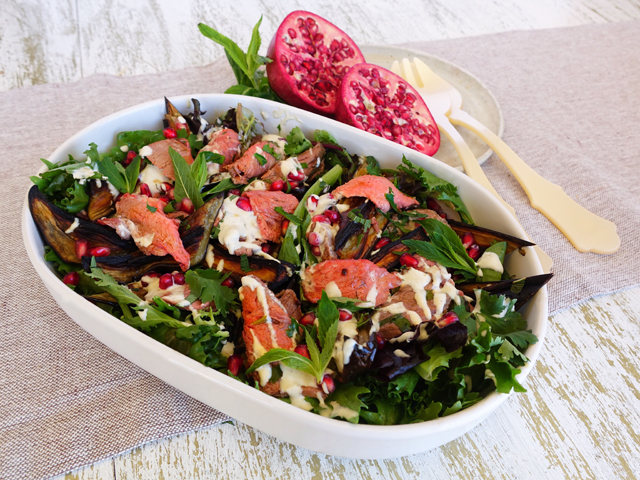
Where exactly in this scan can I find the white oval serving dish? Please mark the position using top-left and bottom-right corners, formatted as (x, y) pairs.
(22, 94), (547, 459)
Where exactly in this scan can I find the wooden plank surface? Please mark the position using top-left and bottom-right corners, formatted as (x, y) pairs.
(4, 0), (638, 478)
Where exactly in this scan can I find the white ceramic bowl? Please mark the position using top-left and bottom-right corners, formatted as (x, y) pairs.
(22, 94), (547, 459)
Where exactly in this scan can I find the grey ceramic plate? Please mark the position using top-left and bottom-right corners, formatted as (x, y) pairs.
(362, 45), (504, 169)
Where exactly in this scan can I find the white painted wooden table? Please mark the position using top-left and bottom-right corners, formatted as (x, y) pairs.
(4, 1), (640, 478)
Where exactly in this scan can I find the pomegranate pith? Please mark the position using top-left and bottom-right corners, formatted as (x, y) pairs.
(266, 11), (365, 116)
(335, 63), (440, 155)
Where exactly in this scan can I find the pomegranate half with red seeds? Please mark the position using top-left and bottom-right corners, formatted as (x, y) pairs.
(266, 11), (365, 116)
(335, 63), (440, 155)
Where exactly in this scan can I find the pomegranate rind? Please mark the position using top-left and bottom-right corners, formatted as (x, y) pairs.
(335, 63), (441, 156)
(266, 10), (365, 116)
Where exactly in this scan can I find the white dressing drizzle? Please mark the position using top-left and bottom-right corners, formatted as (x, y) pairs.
(476, 251), (504, 273)
(217, 197), (262, 255)
(138, 164), (171, 195)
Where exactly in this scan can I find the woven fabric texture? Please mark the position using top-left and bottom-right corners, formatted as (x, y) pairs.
(1, 20), (639, 480)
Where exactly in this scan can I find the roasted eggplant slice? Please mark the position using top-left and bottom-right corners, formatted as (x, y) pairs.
(179, 194), (223, 266)
(447, 219), (535, 255)
(458, 273), (553, 311)
(164, 97), (191, 135)
(87, 180), (115, 221)
(368, 227), (429, 270)
(29, 185), (136, 263)
(335, 200), (375, 259)
(206, 243), (293, 291)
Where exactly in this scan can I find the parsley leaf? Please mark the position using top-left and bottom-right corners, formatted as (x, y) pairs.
(365, 156), (383, 176)
(185, 269), (239, 317)
(240, 255), (251, 272)
(284, 127), (312, 156)
(325, 384), (370, 423)
(196, 150), (225, 165)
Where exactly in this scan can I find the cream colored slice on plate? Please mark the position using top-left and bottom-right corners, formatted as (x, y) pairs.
(362, 44), (504, 169)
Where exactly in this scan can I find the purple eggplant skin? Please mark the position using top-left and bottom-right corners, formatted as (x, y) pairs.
(367, 227), (429, 270)
(458, 273), (553, 312)
(447, 219), (535, 255)
(163, 97), (191, 135)
(28, 185), (136, 264)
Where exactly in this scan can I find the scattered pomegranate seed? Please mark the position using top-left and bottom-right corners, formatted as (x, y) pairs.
(146, 272), (160, 278)
(281, 219), (290, 236)
(173, 272), (186, 285)
(468, 244), (481, 261)
(221, 277), (235, 288)
(236, 197), (252, 212)
(163, 127), (177, 138)
(438, 311), (459, 326)
(123, 150), (137, 166)
(461, 232), (475, 249)
(229, 189), (241, 196)
(89, 246), (110, 257)
(399, 253), (419, 268)
(308, 232), (321, 246)
(374, 332), (386, 350)
(287, 170), (305, 182)
(288, 181), (299, 189)
(139, 183), (151, 197)
(270, 179), (285, 191)
(374, 237), (391, 250)
(294, 345), (310, 359)
(427, 198), (441, 212)
(320, 375), (335, 395)
(163, 182), (175, 199)
(299, 312), (316, 326)
(159, 273), (174, 290)
(261, 243), (272, 254)
(308, 195), (319, 208)
(227, 354), (243, 376)
(62, 271), (80, 287)
(178, 198), (195, 214)
(312, 215), (330, 224)
(311, 245), (321, 257)
(439, 212), (447, 219)
(339, 309), (353, 321)
(158, 195), (170, 204)
(324, 209), (340, 224)
(176, 122), (187, 131)
(75, 239), (89, 258)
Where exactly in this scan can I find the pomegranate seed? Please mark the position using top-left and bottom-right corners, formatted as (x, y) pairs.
(176, 122), (187, 131)
(123, 150), (137, 166)
(311, 246), (321, 256)
(221, 277), (235, 288)
(163, 182), (175, 199)
(324, 209), (340, 224)
(288, 181), (299, 189)
(139, 183), (151, 197)
(299, 312), (316, 326)
(227, 354), (243, 376)
(468, 244), (481, 261)
(229, 189), (241, 196)
(281, 219), (290, 235)
(178, 197), (195, 214)
(308, 232), (321, 246)
(339, 309), (353, 321)
(320, 375), (335, 395)
(287, 170), (305, 182)
(439, 311), (459, 326)
(399, 253), (419, 268)
(308, 195), (319, 208)
(270, 179), (285, 191)
(159, 273), (174, 290)
(75, 239), (89, 258)
(374, 237), (391, 250)
(236, 197), (252, 212)
(374, 332), (386, 350)
(439, 212), (447, 219)
(62, 271), (80, 286)
(146, 271), (160, 278)
(312, 215), (330, 224)
(89, 246), (110, 257)
(294, 345), (310, 359)
(261, 243), (272, 254)
(163, 127), (177, 138)
(173, 272), (186, 285)
(158, 195), (170, 204)
(461, 232), (475, 249)
(427, 198), (441, 212)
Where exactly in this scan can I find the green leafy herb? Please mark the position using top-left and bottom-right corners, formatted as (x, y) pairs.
(240, 254), (251, 272)
(146, 204), (157, 213)
(324, 385), (370, 423)
(348, 210), (372, 231)
(403, 218), (477, 276)
(274, 206), (302, 226)
(185, 269), (239, 317)
(196, 150), (225, 165)
(414, 345), (463, 381)
(170, 146), (205, 209)
(365, 156), (383, 176)
(397, 156), (474, 224)
(203, 177), (236, 198)
(262, 144), (280, 160)
(254, 152), (267, 166)
(198, 17), (282, 102)
(284, 127), (312, 156)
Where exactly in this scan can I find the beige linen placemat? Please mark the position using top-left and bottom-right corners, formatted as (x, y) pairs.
(1, 19), (639, 480)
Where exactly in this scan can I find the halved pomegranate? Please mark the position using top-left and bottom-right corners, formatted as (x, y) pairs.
(266, 11), (365, 116)
(335, 63), (440, 155)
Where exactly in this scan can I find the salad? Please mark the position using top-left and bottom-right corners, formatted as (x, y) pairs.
(29, 98), (551, 425)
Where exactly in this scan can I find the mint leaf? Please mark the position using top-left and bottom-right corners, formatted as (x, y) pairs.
(185, 269), (238, 316)
(245, 348), (316, 377)
(170, 146), (204, 209)
(196, 150), (225, 165)
(274, 206), (302, 226)
(316, 291), (339, 346)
